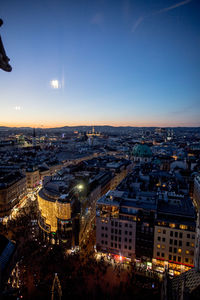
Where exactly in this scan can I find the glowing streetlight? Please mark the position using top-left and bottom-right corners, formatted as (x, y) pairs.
(77, 184), (84, 191)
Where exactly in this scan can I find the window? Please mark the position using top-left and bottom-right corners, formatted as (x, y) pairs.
(191, 242), (194, 247)
(178, 256), (181, 262)
(119, 237), (121, 242)
(179, 232), (183, 239)
(178, 249), (182, 254)
(169, 247), (172, 252)
(125, 237), (127, 242)
(105, 241), (107, 245)
(101, 233), (104, 237)
(158, 236), (161, 241)
(111, 228), (114, 233)
(125, 231), (128, 235)
(170, 231), (173, 237)
(101, 240), (104, 244)
(129, 239), (132, 243)
(119, 222), (122, 228)
(105, 234), (108, 238)
(129, 246), (132, 250)
(161, 253), (164, 258)
(125, 245), (127, 249)
(169, 254), (172, 260)
(185, 258), (189, 263)
(192, 234), (195, 239)
(162, 237), (165, 242)
(115, 229), (118, 234)
(129, 232), (132, 236)
(101, 226), (104, 230)
(157, 252), (160, 256)
(129, 224), (132, 228)
(111, 242), (113, 247)
(111, 235), (113, 240)
(119, 229), (121, 234)
(187, 234), (190, 239)
(163, 230), (166, 234)
(170, 239), (173, 245)
(158, 229), (161, 233)
(105, 227), (108, 231)
(186, 242), (190, 246)
(174, 240), (177, 246)
(180, 224), (188, 230)
(115, 236), (117, 241)
(115, 243), (117, 248)
(162, 245), (165, 249)
(115, 222), (118, 227)
(173, 256), (176, 261)
(179, 240), (182, 246)
(157, 244), (160, 249)
(111, 221), (114, 226)
(119, 244), (121, 249)
(174, 248), (177, 253)
(125, 224), (128, 227)
(186, 250), (189, 255)
(169, 223), (176, 228)
(175, 232), (178, 238)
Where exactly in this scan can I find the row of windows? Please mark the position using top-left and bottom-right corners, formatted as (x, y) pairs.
(101, 240), (133, 251)
(169, 239), (195, 247)
(157, 229), (195, 239)
(111, 221), (133, 228)
(157, 237), (194, 247)
(158, 222), (195, 231)
(101, 234), (133, 244)
(156, 252), (194, 264)
(101, 226), (134, 236)
(110, 242), (132, 250)
(157, 244), (194, 255)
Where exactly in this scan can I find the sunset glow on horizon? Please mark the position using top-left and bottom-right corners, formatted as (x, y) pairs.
(1, 0), (200, 128)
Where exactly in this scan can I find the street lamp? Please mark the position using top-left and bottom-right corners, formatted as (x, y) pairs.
(67, 184), (84, 197)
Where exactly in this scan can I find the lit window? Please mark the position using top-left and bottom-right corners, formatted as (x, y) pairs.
(180, 224), (188, 230)
(178, 249), (182, 254)
(191, 243), (194, 247)
(186, 250), (189, 255)
(158, 229), (161, 233)
(157, 244), (160, 249)
(169, 223), (176, 228)
(162, 245), (165, 249)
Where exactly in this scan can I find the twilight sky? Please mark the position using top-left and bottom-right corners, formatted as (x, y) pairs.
(0, 0), (200, 127)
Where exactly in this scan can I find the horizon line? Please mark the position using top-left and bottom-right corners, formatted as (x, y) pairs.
(1, 124), (200, 129)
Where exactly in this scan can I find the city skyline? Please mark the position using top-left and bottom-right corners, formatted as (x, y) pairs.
(1, 0), (200, 127)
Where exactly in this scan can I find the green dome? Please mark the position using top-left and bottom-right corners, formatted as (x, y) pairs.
(132, 144), (152, 158)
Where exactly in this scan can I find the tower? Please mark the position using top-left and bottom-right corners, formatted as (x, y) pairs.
(33, 128), (36, 148)
(51, 273), (62, 300)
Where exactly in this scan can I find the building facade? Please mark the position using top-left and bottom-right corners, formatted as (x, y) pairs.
(37, 179), (79, 247)
(96, 190), (196, 275)
(0, 171), (27, 218)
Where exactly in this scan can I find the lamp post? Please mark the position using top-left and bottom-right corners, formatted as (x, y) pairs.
(67, 184), (84, 198)
(67, 184), (84, 248)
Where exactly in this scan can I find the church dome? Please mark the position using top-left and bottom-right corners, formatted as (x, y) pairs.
(132, 144), (152, 158)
